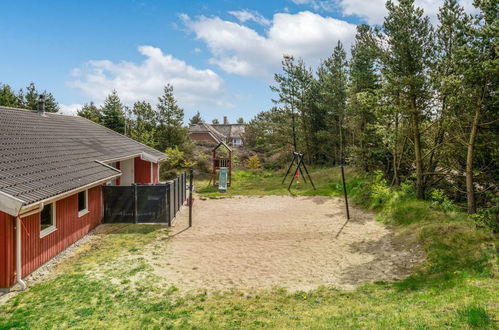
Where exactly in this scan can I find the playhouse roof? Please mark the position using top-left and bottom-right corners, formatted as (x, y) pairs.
(0, 106), (166, 215)
(212, 141), (232, 152)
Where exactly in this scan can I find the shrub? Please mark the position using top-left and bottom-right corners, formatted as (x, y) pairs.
(194, 152), (211, 175)
(245, 155), (261, 170)
(262, 161), (281, 170)
(159, 147), (195, 181)
(429, 189), (458, 213)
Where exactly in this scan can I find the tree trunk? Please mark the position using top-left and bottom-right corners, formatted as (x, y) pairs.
(466, 104), (481, 214)
(412, 100), (425, 200)
(392, 113), (400, 186)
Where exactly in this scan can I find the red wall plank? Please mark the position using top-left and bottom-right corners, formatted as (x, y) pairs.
(0, 212), (15, 289)
(0, 186), (105, 288)
(134, 157), (152, 184)
(190, 132), (218, 144)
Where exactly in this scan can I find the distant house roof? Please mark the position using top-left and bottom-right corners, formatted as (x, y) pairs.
(0, 106), (166, 215)
(189, 123), (226, 143)
(189, 123), (246, 142)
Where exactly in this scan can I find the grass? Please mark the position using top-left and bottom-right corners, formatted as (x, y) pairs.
(0, 168), (497, 329)
(195, 167), (362, 198)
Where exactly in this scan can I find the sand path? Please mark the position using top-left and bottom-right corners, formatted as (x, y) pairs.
(151, 195), (422, 292)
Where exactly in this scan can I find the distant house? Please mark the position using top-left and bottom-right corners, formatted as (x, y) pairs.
(0, 104), (166, 291)
(189, 116), (246, 146)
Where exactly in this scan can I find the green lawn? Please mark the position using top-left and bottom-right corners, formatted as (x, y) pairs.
(0, 168), (497, 329)
(195, 167), (363, 198)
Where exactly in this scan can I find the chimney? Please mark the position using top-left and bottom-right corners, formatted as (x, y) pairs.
(223, 116), (228, 125)
(37, 94), (45, 115)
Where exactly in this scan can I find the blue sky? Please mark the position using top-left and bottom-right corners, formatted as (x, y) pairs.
(0, 0), (474, 123)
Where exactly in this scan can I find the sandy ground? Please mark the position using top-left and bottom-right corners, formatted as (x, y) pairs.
(151, 195), (423, 292)
(0, 195), (423, 304)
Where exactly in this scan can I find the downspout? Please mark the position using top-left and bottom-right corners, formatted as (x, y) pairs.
(15, 216), (27, 290)
(15, 202), (44, 291)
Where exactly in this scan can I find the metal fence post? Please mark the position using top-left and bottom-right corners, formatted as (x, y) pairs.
(133, 184), (138, 224)
(169, 181), (174, 224)
(189, 168), (193, 227)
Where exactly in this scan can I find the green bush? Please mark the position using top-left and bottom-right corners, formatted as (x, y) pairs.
(245, 155), (261, 170)
(349, 170), (497, 285)
(194, 152), (211, 175)
(159, 147), (195, 180)
(429, 189), (458, 213)
(262, 161), (281, 170)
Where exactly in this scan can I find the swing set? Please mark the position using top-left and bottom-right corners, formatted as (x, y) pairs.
(279, 105), (350, 221)
(281, 152), (316, 191)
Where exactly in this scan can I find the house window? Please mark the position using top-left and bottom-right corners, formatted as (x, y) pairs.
(40, 203), (56, 237)
(232, 138), (243, 146)
(78, 190), (89, 217)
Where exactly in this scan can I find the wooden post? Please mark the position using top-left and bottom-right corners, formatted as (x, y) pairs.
(189, 168), (193, 227)
(212, 149), (217, 186)
(340, 165), (350, 220)
(228, 149), (232, 186)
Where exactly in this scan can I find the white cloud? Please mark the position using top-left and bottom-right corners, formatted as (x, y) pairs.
(228, 9), (271, 26)
(183, 11), (356, 79)
(290, 0), (335, 11)
(69, 46), (228, 108)
(59, 103), (82, 115)
(333, 0), (479, 25)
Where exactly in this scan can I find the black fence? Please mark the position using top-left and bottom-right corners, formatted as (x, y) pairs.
(103, 172), (187, 225)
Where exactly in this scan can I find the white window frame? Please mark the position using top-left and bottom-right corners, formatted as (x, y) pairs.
(78, 190), (89, 217)
(40, 202), (57, 238)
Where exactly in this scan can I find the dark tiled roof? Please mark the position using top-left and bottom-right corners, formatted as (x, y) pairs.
(0, 106), (166, 207)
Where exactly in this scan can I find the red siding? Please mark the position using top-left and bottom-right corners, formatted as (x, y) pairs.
(19, 186), (102, 279)
(0, 212), (15, 289)
(190, 132), (218, 144)
(134, 157), (152, 184)
(0, 186), (103, 288)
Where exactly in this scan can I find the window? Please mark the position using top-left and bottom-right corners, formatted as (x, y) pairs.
(232, 138), (243, 146)
(40, 203), (56, 237)
(78, 190), (89, 217)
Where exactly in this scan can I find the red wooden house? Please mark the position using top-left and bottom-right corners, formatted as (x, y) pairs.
(0, 105), (166, 291)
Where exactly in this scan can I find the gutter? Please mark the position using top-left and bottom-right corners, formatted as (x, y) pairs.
(15, 216), (29, 290)
(17, 173), (121, 215)
(100, 152), (166, 165)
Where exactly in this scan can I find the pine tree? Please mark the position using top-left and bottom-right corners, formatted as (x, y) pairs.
(316, 41), (348, 164)
(131, 101), (157, 147)
(382, 0), (435, 199)
(271, 55), (314, 153)
(101, 90), (125, 134)
(77, 102), (102, 123)
(25, 82), (38, 110)
(155, 84), (190, 151)
(459, 0), (498, 213)
(0, 83), (20, 107)
(189, 111), (203, 125)
(42, 92), (59, 113)
(236, 117), (245, 124)
(347, 25), (383, 171)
